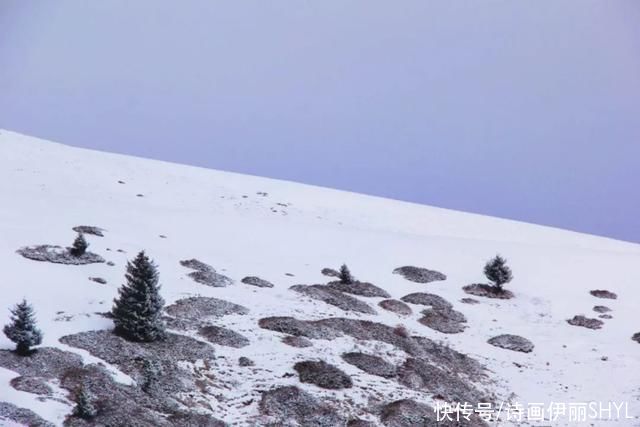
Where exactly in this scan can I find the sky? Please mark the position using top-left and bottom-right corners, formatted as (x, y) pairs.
(1, 1), (639, 243)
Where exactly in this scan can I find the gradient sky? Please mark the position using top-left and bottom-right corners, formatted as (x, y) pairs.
(1, 1), (639, 242)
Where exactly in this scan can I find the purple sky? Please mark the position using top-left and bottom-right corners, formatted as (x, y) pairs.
(1, 1), (639, 243)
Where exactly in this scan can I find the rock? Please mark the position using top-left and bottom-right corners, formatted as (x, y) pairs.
(632, 332), (640, 344)
(282, 335), (313, 348)
(461, 298), (480, 304)
(291, 284), (377, 314)
(379, 299), (413, 316)
(89, 277), (107, 284)
(293, 360), (353, 389)
(593, 305), (611, 313)
(599, 314), (613, 319)
(327, 280), (391, 298)
(590, 290), (617, 299)
(259, 385), (345, 426)
(180, 259), (233, 287)
(241, 276), (274, 288)
(401, 293), (452, 310)
(198, 325), (250, 348)
(341, 352), (396, 378)
(567, 315), (604, 330)
(487, 334), (534, 353)
(463, 283), (514, 299)
(393, 266), (446, 284)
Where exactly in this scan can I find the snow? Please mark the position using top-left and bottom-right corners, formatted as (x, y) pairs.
(0, 129), (639, 426)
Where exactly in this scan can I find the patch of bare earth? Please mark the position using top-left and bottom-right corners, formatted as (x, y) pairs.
(17, 245), (105, 265)
(590, 289), (617, 299)
(180, 259), (233, 287)
(327, 280), (391, 298)
(487, 334), (534, 353)
(290, 284), (377, 314)
(393, 266), (447, 283)
(462, 284), (514, 300)
(567, 315), (604, 330)
(379, 299), (413, 316)
(259, 385), (345, 425)
(293, 360), (353, 389)
(418, 308), (467, 334)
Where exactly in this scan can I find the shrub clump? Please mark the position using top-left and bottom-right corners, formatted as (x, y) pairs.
(290, 284), (377, 315)
(590, 290), (617, 299)
(198, 325), (250, 348)
(400, 293), (452, 310)
(17, 245), (104, 265)
(259, 385), (345, 426)
(180, 259), (233, 287)
(328, 280), (391, 298)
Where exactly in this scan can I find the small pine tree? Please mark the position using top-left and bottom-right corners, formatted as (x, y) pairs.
(3, 299), (43, 356)
(112, 251), (166, 342)
(70, 233), (88, 257)
(140, 358), (162, 393)
(484, 255), (513, 290)
(73, 386), (97, 419)
(339, 264), (354, 284)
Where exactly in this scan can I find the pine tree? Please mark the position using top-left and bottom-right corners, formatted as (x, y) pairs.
(339, 264), (354, 284)
(3, 299), (43, 355)
(111, 251), (166, 342)
(73, 386), (97, 419)
(70, 233), (88, 257)
(141, 358), (162, 393)
(484, 255), (513, 290)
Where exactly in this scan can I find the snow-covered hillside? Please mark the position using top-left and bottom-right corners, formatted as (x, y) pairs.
(0, 129), (638, 426)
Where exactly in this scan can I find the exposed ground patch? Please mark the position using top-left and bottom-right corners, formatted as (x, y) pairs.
(567, 315), (604, 330)
(393, 266), (446, 283)
(401, 293), (452, 310)
(463, 284), (514, 300)
(198, 325), (250, 348)
(593, 305), (611, 313)
(240, 276), (274, 288)
(487, 334), (534, 353)
(327, 280), (391, 298)
(293, 360), (353, 389)
(72, 225), (105, 237)
(379, 399), (438, 427)
(180, 259), (233, 287)
(259, 385), (345, 426)
(590, 290), (617, 299)
(418, 308), (467, 334)
(342, 352), (396, 378)
(290, 284), (377, 314)
(632, 333), (640, 344)
(282, 335), (313, 348)
(379, 299), (412, 316)
(17, 245), (104, 265)
(0, 402), (54, 427)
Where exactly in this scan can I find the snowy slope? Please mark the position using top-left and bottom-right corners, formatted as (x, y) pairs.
(0, 129), (639, 426)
